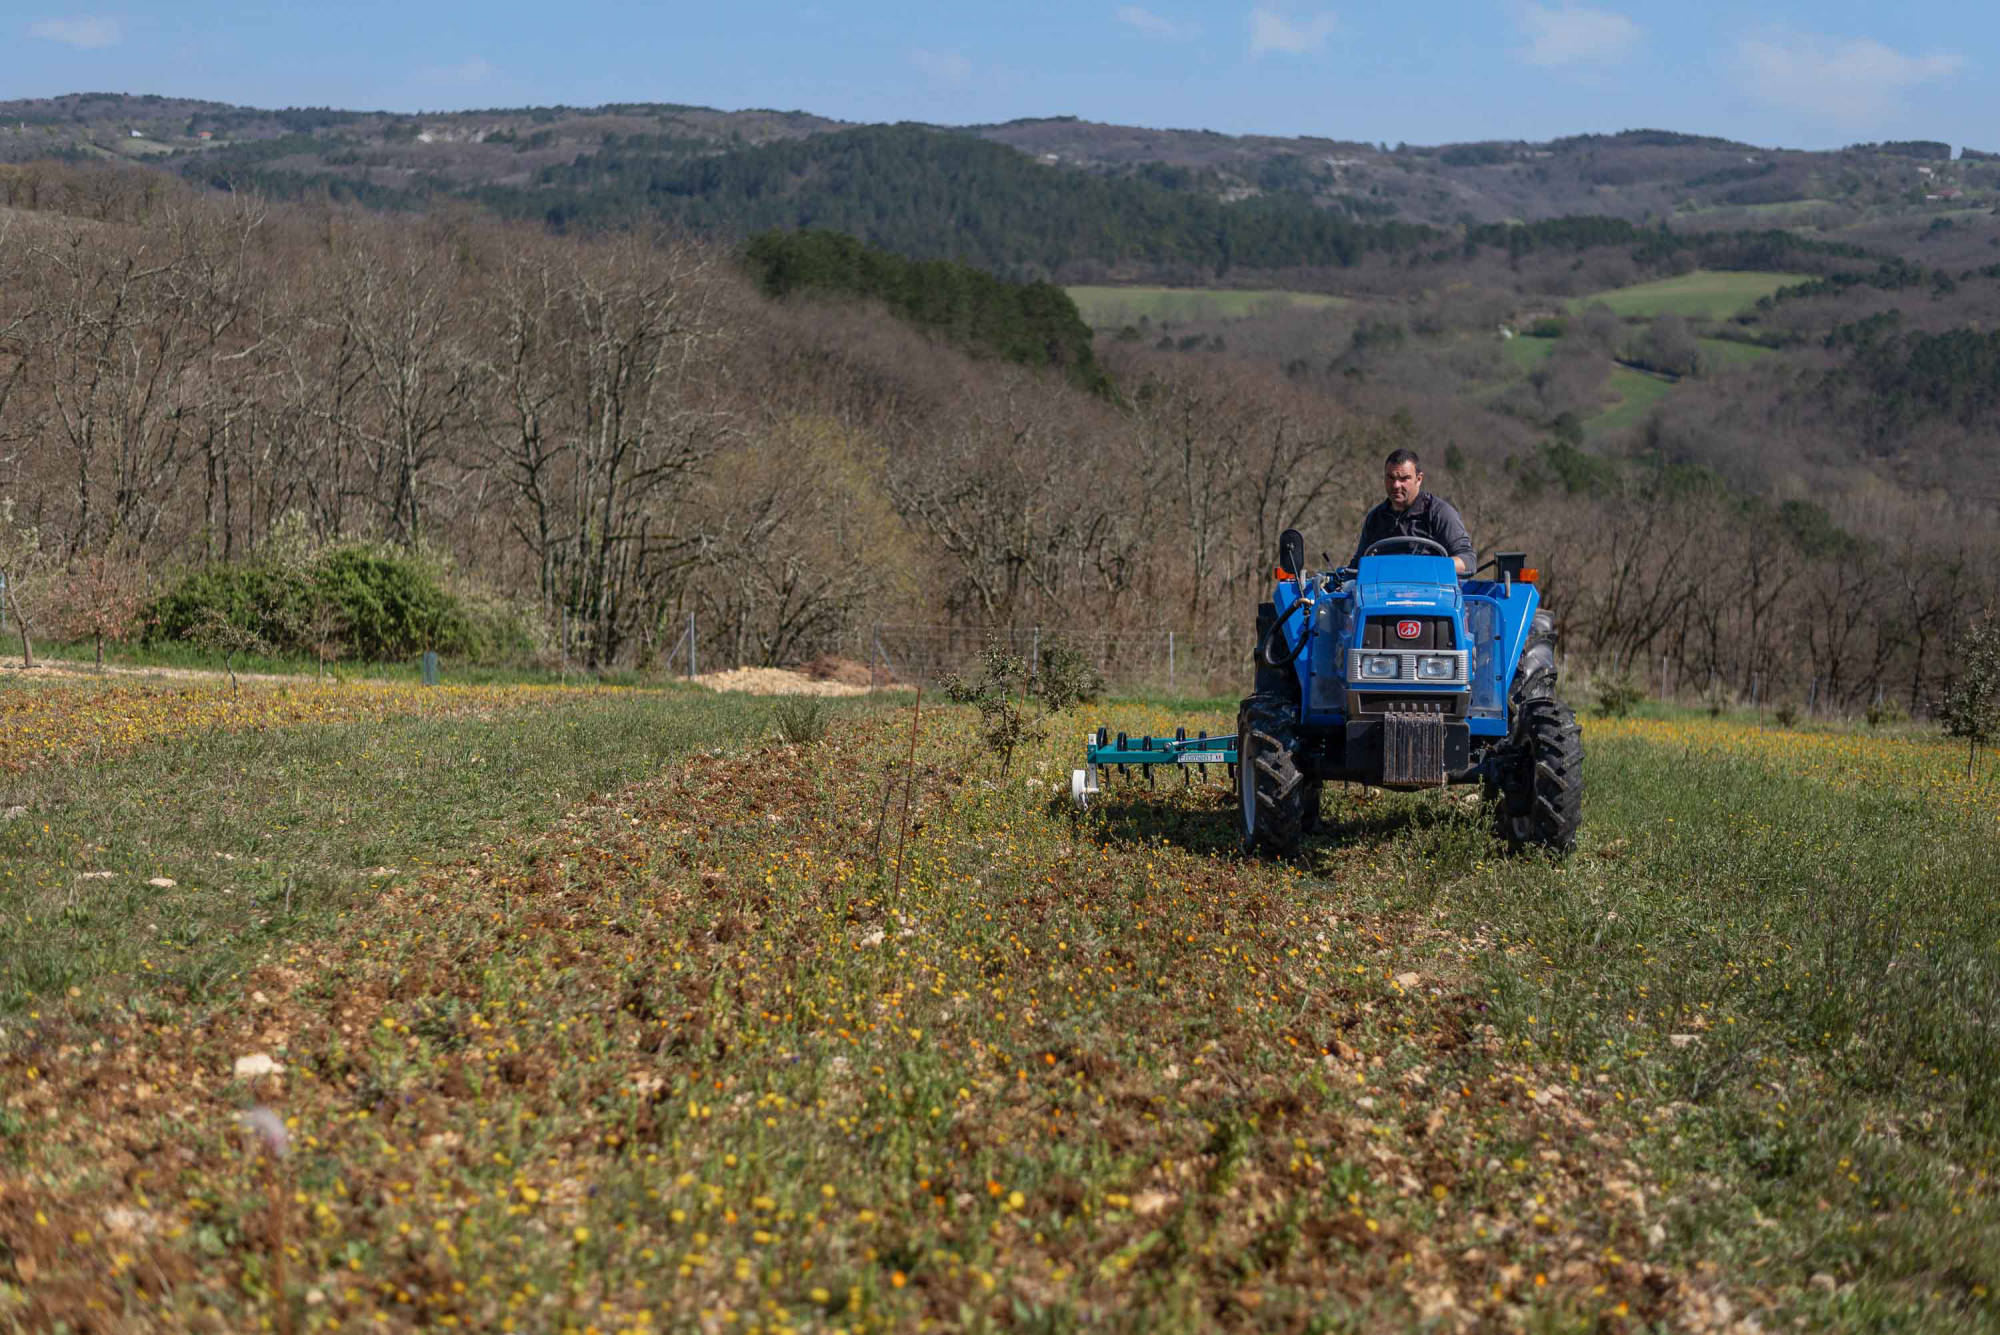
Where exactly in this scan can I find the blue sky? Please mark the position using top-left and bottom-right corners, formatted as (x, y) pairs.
(7, 1), (1990, 151)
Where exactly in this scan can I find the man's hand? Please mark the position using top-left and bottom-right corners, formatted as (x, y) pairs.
(1454, 555), (1471, 576)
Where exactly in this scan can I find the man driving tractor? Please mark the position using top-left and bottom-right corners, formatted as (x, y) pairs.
(1351, 448), (1474, 576)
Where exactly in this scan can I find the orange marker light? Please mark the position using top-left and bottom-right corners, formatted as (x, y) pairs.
(1519, 568), (1540, 584)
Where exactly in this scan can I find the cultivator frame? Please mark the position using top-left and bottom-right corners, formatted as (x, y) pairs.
(1070, 726), (1238, 809)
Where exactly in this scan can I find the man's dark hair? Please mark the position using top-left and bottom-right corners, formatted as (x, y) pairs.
(1385, 448), (1421, 471)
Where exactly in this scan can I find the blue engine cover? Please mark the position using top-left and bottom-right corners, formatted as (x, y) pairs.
(1270, 554), (1542, 739)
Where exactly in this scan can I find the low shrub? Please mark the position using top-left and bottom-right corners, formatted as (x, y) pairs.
(145, 543), (529, 664)
(1864, 697), (1908, 728)
(1592, 674), (1645, 718)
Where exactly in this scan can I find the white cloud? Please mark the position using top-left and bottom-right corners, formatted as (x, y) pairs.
(1249, 7), (1337, 56)
(1514, 4), (1639, 67)
(1735, 31), (1964, 124)
(911, 48), (973, 86)
(27, 15), (121, 49)
(1117, 6), (1199, 40)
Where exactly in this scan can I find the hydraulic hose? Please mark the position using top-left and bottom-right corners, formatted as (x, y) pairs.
(1257, 596), (1308, 669)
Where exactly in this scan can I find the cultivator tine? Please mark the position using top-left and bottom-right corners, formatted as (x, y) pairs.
(1074, 721), (1236, 809)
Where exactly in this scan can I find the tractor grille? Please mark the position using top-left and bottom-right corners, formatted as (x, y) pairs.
(1363, 616), (1456, 650)
(1349, 692), (1468, 719)
(1382, 711), (1450, 787)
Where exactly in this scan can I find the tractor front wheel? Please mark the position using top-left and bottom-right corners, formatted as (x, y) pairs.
(1494, 696), (1583, 853)
(1236, 694), (1307, 856)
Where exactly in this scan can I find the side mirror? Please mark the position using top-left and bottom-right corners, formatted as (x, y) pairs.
(1495, 551), (1528, 581)
(1277, 528), (1306, 576)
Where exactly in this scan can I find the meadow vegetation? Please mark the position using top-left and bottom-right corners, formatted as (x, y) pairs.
(2, 684), (1996, 1331)
(1565, 271), (1800, 321)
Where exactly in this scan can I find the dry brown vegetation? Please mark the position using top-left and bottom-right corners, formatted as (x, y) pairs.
(0, 162), (1992, 710)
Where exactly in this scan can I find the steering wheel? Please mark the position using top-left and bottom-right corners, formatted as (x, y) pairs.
(1363, 536), (1451, 559)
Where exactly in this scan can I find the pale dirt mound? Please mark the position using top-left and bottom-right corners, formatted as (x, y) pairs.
(693, 667), (872, 697)
(800, 654), (881, 687)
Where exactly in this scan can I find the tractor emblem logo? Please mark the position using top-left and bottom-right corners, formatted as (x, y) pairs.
(1395, 619), (1422, 640)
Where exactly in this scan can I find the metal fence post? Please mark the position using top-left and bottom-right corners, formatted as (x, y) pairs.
(1031, 625), (1040, 676)
(687, 611), (696, 680)
(1169, 630), (1176, 693)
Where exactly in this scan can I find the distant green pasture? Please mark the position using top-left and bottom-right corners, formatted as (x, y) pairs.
(1588, 366), (1677, 438)
(1697, 336), (1778, 369)
(1500, 334), (1559, 371)
(1572, 270), (1801, 321)
(1066, 284), (1347, 327)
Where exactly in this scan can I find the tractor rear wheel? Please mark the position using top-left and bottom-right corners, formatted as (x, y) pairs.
(1236, 694), (1307, 856)
(1494, 696), (1583, 853)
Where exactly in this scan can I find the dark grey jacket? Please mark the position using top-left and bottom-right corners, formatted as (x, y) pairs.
(1351, 492), (1475, 568)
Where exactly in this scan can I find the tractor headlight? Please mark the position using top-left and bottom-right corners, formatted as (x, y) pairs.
(1416, 655), (1457, 681)
(1359, 654), (1400, 680)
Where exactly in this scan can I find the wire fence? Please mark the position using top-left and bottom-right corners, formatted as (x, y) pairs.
(638, 612), (1929, 721)
(1579, 650), (1923, 722)
(867, 624), (1247, 695)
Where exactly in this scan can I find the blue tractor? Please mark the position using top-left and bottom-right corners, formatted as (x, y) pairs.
(1230, 529), (1582, 856)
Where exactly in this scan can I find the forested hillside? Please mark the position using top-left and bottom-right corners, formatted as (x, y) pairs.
(9, 93), (2000, 282)
(466, 125), (1441, 279)
(0, 161), (1993, 715)
(740, 229), (1109, 392)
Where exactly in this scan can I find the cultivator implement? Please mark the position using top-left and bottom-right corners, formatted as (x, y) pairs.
(1070, 727), (1238, 810)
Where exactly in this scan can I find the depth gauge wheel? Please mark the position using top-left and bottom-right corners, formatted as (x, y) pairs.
(1236, 693), (1307, 857)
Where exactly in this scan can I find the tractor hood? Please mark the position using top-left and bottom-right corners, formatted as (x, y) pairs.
(1355, 554), (1462, 612)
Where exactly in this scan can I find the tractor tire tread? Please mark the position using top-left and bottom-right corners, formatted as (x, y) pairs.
(1511, 610), (1560, 709)
(1497, 696), (1583, 853)
(1236, 694), (1306, 857)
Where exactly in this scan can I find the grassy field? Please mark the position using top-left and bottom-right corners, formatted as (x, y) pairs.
(1066, 285), (1347, 328)
(1697, 336), (1779, 369)
(1572, 270), (1801, 321)
(4, 682), (1999, 1331)
(0, 678), (788, 1013)
(1498, 334), (1559, 371)
(1587, 366), (1678, 439)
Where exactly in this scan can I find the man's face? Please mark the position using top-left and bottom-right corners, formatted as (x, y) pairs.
(1384, 462), (1422, 510)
